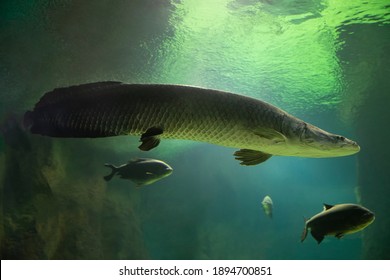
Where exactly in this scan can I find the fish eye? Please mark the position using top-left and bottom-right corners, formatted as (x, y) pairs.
(336, 136), (345, 141)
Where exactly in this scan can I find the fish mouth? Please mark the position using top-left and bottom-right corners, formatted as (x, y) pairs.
(335, 140), (360, 156)
(165, 167), (173, 174)
(324, 135), (361, 154)
(360, 211), (375, 225)
(305, 139), (360, 157)
(341, 139), (360, 151)
(364, 211), (375, 220)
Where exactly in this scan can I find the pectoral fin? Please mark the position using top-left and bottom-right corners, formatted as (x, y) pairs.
(138, 127), (163, 151)
(234, 149), (272, 165)
(253, 128), (286, 144)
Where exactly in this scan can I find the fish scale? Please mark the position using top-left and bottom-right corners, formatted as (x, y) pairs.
(24, 81), (360, 164)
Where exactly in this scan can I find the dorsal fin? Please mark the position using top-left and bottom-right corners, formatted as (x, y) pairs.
(323, 203), (334, 211)
(35, 81), (123, 109)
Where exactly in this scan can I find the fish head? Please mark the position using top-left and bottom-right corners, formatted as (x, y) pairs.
(294, 122), (360, 157)
(331, 204), (375, 231)
(151, 162), (173, 177)
(142, 161), (173, 184)
(358, 208), (375, 226)
(364, 210), (375, 224)
(345, 205), (375, 232)
(262, 196), (273, 205)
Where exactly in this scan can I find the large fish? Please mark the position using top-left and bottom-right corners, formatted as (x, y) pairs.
(24, 82), (360, 165)
(104, 158), (173, 186)
(301, 203), (375, 244)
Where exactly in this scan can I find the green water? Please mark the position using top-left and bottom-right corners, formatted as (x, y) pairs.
(0, 0), (389, 259)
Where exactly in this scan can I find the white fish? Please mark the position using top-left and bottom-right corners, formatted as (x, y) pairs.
(261, 195), (273, 218)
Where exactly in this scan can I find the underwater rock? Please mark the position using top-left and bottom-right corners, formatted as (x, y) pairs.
(0, 116), (149, 259)
(339, 24), (390, 259)
(0, 116), (53, 259)
(356, 75), (390, 259)
(0, 114), (31, 150)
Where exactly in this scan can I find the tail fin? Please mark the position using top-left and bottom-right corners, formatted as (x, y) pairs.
(103, 164), (117, 181)
(300, 217), (308, 243)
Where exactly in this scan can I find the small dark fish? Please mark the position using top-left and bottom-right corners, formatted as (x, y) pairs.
(104, 158), (173, 186)
(261, 195), (273, 218)
(301, 203), (375, 244)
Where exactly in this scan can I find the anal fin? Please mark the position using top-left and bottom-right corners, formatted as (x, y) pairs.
(335, 233), (344, 239)
(234, 149), (272, 166)
(311, 230), (325, 244)
(138, 127), (163, 151)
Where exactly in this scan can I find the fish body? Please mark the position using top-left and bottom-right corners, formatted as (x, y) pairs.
(104, 158), (173, 186)
(301, 203), (375, 244)
(24, 82), (360, 165)
(261, 195), (273, 218)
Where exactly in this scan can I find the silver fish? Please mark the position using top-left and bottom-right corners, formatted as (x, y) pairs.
(104, 158), (173, 186)
(261, 195), (273, 218)
(301, 203), (375, 244)
(24, 82), (360, 165)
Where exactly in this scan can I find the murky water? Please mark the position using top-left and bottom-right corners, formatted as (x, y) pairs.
(0, 0), (389, 259)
